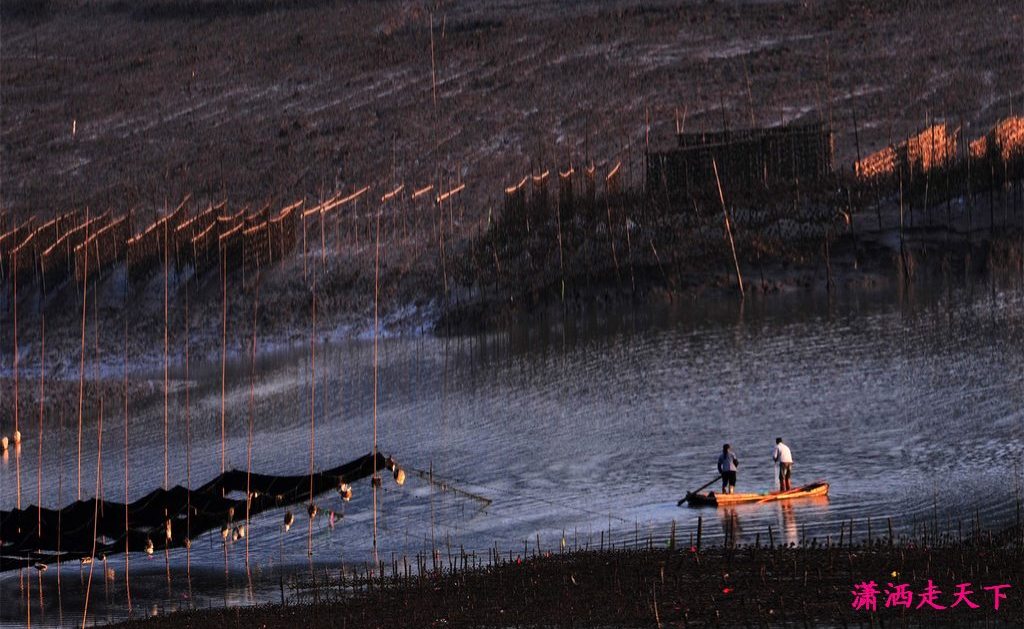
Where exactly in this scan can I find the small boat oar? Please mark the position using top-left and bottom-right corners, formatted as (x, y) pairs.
(677, 475), (722, 506)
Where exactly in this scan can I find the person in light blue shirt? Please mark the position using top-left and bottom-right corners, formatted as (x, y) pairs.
(717, 444), (739, 494)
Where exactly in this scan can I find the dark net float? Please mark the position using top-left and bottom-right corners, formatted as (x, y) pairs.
(0, 452), (405, 571)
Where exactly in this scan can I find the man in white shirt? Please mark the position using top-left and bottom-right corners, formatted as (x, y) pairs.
(772, 438), (793, 491)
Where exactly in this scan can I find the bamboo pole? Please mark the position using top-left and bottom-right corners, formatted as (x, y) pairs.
(712, 158), (744, 297)
(220, 246), (228, 476)
(123, 320), (131, 612)
(80, 397), (102, 629)
(185, 288), (192, 577)
(77, 208), (90, 501)
(372, 202), (382, 568)
(36, 315), (44, 536)
(162, 207), (171, 587)
(93, 244), (102, 505)
(246, 274), (259, 567)
(13, 249), (21, 509)
(56, 406), (63, 607)
(308, 276), (317, 558)
(163, 210), (169, 491)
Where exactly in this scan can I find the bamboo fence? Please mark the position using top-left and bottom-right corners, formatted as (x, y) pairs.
(41, 211), (111, 289)
(9, 212), (76, 285)
(74, 215), (131, 283)
(126, 202), (186, 283)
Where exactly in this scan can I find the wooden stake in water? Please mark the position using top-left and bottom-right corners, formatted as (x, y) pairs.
(81, 397), (103, 629)
(185, 288), (192, 576)
(712, 158), (744, 298)
(92, 248), (103, 505)
(247, 275), (259, 567)
(13, 250), (21, 509)
(308, 276), (317, 558)
(160, 207), (172, 587)
(56, 406), (64, 606)
(76, 209), (91, 500)
(372, 203), (382, 567)
(220, 246), (228, 476)
(123, 321), (131, 613)
(37, 315), (44, 536)
(163, 211), (170, 491)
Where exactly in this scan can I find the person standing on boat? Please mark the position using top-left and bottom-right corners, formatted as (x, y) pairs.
(772, 437), (793, 491)
(717, 444), (739, 494)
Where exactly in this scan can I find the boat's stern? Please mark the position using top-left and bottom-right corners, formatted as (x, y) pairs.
(684, 491), (719, 507)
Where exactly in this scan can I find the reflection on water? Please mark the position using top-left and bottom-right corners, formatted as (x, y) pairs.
(3, 278), (1024, 625)
(718, 496), (831, 549)
(720, 508), (741, 547)
(780, 502), (798, 546)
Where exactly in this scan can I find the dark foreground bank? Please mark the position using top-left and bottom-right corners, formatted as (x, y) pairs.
(111, 528), (1023, 628)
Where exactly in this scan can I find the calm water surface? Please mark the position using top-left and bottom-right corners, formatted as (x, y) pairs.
(2, 279), (1023, 626)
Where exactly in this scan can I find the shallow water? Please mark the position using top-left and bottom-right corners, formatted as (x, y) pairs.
(2, 278), (1024, 626)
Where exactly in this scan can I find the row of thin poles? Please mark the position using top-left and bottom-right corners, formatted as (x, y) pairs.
(6, 13), (450, 621)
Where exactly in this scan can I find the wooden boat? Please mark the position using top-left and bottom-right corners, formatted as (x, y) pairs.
(682, 481), (829, 507)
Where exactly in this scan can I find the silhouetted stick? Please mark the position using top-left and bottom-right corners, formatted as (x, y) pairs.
(712, 158), (744, 297)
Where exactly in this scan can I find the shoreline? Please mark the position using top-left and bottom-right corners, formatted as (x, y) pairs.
(100, 529), (1023, 628)
(436, 214), (1024, 334)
